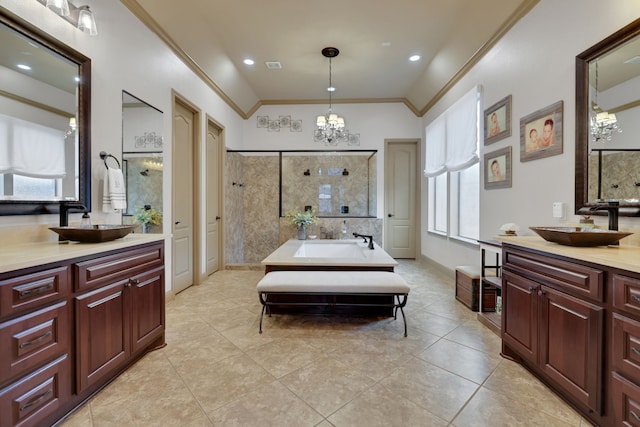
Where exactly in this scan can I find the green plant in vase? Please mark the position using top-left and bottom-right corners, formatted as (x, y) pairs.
(133, 205), (162, 233)
(285, 207), (318, 240)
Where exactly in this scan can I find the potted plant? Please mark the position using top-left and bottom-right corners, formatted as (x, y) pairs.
(285, 207), (318, 240)
(133, 205), (162, 233)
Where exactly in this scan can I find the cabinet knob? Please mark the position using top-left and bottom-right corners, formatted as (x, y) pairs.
(537, 289), (546, 297)
(126, 278), (139, 288)
(528, 286), (536, 293)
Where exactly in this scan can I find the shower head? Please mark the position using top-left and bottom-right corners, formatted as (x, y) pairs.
(140, 169), (149, 176)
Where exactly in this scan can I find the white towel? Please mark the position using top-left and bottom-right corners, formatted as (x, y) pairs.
(102, 166), (127, 212)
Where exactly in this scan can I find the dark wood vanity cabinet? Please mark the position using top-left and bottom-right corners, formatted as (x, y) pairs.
(502, 245), (606, 423)
(0, 240), (165, 427)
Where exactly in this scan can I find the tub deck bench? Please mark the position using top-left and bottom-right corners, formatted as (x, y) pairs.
(256, 270), (410, 336)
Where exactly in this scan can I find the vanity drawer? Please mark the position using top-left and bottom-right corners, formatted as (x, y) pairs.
(0, 301), (70, 385)
(613, 274), (640, 318)
(0, 354), (70, 427)
(502, 248), (604, 302)
(612, 371), (640, 426)
(0, 265), (70, 319)
(613, 313), (640, 384)
(74, 243), (164, 291)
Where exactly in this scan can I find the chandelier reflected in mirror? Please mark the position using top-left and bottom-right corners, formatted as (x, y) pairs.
(590, 62), (621, 143)
(314, 47), (353, 146)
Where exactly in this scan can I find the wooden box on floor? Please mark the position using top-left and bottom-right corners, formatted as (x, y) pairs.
(455, 266), (496, 312)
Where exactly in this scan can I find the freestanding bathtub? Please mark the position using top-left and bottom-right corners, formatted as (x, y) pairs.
(262, 239), (398, 273)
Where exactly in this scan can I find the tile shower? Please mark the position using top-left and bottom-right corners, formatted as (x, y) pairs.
(225, 151), (382, 266)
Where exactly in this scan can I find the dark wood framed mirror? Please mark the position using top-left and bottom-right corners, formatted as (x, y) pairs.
(0, 8), (91, 215)
(575, 17), (640, 216)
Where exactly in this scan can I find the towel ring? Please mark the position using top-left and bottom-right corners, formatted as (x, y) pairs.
(99, 151), (121, 169)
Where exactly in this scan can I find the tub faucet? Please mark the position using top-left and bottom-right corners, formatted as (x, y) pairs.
(589, 200), (619, 231)
(353, 233), (374, 250)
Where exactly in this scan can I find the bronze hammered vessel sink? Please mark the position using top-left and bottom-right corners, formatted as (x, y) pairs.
(49, 224), (136, 243)
(529, 226), (632, 247)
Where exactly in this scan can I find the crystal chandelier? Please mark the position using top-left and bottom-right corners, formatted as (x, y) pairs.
(590, 62), (621, 143)
(314, 47), (350, 145)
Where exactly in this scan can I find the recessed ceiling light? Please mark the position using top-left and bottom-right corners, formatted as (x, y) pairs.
(17, 64), (31, 70)
(381, 42), (391, 47)
(243, 58), (255, 66)
(265, 61), (282, 69)
(327, 86), (336, 92)
(409, 55), (421, 62)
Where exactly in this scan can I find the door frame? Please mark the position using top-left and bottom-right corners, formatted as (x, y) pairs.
(171, 90), (203, 287)
(206, 114), (225, 272)
(383, 139), (421, 256)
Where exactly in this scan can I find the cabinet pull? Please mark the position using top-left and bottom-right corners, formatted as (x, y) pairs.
(18, 283), (53, 299)
(632, 347), (640, 357)
(631, 411), (640, 422)
(632, 295), (640, 303)
(19, 331), (52, 349)
(20, 389), (52, 411)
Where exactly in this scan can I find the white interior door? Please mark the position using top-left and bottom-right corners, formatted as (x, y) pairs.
(384, 141), (417, 258)
(205, 119), (221, 275)
(172, 100), (195, 293)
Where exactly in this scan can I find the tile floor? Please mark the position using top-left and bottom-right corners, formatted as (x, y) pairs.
(61, 259), (591, 426)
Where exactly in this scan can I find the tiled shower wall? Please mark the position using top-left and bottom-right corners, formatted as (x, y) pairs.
(225, 152), (382, 265)
(588, 151), (640, 201)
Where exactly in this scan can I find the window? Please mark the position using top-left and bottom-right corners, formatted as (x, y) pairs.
(425, 86), (480, 242)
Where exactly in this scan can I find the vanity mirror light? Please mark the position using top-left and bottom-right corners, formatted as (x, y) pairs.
(121, 91), (163, 232)
(576, 17), (640, 216)
(0, 8), (91, 215)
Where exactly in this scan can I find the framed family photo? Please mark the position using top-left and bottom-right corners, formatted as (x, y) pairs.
(520, 100), (563, 162)
(484, 95), (512, 145)
(484, 146), (512, 189)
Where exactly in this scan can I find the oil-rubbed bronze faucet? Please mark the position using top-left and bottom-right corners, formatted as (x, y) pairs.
(353, 232), (374, 250)
(590, 200), (619, 231)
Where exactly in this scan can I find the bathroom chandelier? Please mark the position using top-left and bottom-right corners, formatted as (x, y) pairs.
(314, 47), (350, 146)
(590, 62), (621, 143)
(38, 0), (98, 36)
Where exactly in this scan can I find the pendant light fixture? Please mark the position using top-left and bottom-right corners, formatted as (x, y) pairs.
(314, 47), (351, 146)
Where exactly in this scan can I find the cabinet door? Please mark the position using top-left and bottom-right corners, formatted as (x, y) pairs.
(75, 281), (130, 392)
(539, 286), (603, 414)
(502, 270), (538, 363)
(130, 267), (165, 354)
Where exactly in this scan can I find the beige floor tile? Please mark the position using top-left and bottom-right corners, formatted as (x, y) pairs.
(328, 383), (448, 427)
(177, 354), (275, 413)
(163, 330), (243, 369)
(59, 404), (93, 427)
(280, 356), (376, 417)
(208, 381), (323, 426)
(452, 387), (577, 427)
(417, 338), (501, 384)
(406, 311), (461, 337)
(444, 319), (502, 354)
(483, 359), (583, 425)
(244, 338), (325, 378)
(380, 357), (479, 421)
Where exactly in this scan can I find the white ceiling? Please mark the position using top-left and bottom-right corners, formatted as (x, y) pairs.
(126, 0), (537, 117)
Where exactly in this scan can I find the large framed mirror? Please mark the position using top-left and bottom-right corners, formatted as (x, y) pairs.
(0, 8), (91, 215)
(575, 17), (640, 216)
(121, 91), (163, 233)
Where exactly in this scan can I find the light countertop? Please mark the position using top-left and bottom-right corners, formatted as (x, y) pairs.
(0, 234), (168, 274)
(495, 235), (640, 274)
(262, 239), (398, 268)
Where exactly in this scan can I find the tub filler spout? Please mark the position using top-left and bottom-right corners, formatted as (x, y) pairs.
(353, 233), (374, 250)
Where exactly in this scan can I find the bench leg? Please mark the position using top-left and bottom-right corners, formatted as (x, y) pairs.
(396, 294), (408, 337)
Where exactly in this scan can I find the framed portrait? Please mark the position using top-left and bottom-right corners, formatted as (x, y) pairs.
(520, 100), (563, 162)
(484, 146), (512, 189)
(484, 95), (512, 145)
